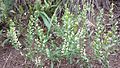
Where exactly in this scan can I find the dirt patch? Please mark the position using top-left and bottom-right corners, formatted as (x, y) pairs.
(0, 45), (35, 68)
(109, 48), (120, 68)
(0, 45), (120, 68)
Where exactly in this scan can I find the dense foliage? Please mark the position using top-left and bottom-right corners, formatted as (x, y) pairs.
(0, 0), (120, 68)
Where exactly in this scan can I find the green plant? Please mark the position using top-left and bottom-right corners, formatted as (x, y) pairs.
(0, 0), (119, 68)
(7, 19), (21, 49)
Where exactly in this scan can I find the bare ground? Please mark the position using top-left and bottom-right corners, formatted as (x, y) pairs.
(0, 45), (120, 68)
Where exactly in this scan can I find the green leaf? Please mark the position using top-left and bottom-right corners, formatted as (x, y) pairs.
(44, 0), (49, 7)
(46, 48), (51, 58)
(18, 5), (24, 14)
(39, 12), (51, 32)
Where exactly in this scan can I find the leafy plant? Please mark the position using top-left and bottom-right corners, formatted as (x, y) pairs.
(0, 0), (119, 68)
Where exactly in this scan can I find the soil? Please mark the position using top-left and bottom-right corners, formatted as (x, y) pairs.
(108, 48), (120, 68)
(0, 45), (120, 68)
(0, 45), (35, 68)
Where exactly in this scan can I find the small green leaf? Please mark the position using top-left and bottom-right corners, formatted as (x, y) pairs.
(46, 48), (51, 58)
(18, 5), (24, 14)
